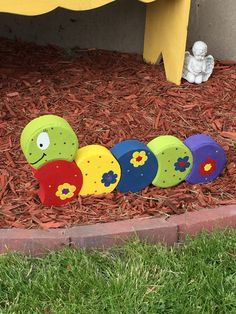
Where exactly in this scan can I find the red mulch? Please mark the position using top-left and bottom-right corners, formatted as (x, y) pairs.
(0, 38), (236, 229)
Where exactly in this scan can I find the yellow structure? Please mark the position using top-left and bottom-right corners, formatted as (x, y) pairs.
(74, 145), (121, 196)
(0, 0), (191, 85)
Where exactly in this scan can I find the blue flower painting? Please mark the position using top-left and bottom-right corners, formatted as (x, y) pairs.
(101, 170), (118, 187)
(174, 156), (191, 172)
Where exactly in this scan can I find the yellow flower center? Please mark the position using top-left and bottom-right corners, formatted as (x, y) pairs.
(204, 163), (212, 172)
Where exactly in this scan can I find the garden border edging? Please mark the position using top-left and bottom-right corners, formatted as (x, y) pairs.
(0, 205), (236, 256)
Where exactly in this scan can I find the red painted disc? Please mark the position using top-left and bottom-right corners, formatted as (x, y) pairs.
(34, 160), (83, 206)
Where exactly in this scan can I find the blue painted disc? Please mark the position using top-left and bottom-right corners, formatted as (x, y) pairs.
(111, 139), (158, 192)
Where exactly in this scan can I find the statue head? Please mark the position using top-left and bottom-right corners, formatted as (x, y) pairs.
(20, 115), (78, 169)
(192, 41), (208, 60)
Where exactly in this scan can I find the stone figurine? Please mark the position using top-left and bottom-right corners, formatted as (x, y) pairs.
(182, 41), (214, 84)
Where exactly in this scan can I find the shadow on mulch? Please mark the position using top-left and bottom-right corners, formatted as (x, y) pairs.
(0, 38), (236, 229)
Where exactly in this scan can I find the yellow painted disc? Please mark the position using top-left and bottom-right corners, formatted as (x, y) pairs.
(74, 145), (121, 196)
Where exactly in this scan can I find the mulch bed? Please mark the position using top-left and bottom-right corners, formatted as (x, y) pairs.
(0, 38), (236, 229)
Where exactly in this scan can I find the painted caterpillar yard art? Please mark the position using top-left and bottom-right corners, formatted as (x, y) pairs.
(20, 115), (227, 206)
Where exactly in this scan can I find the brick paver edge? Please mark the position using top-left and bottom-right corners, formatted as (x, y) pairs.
(0, 205), (235, 255)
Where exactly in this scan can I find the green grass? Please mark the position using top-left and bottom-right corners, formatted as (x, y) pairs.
(0, 230), (236, 314)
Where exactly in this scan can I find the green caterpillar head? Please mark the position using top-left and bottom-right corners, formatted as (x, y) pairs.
(20, 115), (78, 169)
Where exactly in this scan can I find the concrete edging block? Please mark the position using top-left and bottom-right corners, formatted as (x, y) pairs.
(67, 217), (178, 249)
(168, 205), (236, 240)
(0, 205), (235, 255)
(0, 228), (69, 256)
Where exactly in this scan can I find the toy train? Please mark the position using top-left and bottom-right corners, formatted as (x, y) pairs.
(20, 115), (227, 206)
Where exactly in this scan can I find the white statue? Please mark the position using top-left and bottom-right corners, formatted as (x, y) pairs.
(182, 41), (214, 84)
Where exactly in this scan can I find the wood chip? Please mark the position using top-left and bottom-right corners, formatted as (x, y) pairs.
(0, 38), (235, 229)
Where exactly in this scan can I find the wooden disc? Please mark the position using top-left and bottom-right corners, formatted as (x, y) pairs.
(147, 135), (193, 188)
(184, 134), (227, 184)
(34, 160), (83, 206)
(111, 139), (158, 192)
(20, 115), (78, 169)
(74, 145), (121, 196)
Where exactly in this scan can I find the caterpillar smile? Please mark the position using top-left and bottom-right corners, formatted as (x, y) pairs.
(31, 153), (46, 165)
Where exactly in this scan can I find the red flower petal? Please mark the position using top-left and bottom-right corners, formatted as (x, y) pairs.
(199, 159), (217, 176)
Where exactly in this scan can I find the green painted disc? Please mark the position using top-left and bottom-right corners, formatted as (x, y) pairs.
(20, 115), (78, 169)
(147, 135), (193, 188)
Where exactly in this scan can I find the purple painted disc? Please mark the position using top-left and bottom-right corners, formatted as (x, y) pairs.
(184, 134), (226, 184)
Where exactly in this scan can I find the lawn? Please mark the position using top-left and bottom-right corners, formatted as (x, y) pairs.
(0, 229), (236, 314)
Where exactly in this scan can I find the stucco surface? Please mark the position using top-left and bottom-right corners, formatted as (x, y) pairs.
(0, 0), (235, 60)
(188, 0), (236, 60)
(0, 0), (145, 53)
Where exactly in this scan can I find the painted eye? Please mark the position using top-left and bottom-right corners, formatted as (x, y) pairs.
(36, 132), (50, 150)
